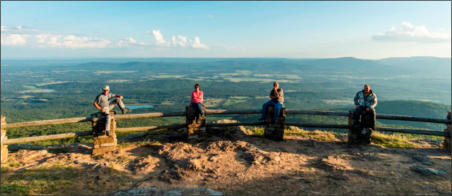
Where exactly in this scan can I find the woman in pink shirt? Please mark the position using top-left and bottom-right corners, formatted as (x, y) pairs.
(191, 83), (204, 123)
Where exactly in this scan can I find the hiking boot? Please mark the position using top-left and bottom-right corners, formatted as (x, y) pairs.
(122, 108), (131, 114)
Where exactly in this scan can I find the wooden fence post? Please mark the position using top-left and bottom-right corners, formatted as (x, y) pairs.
(347, 110), (356, 146)
(91, 112), (117, 155)
(264, 106), (286, 141)
(1, 116), (8, 163)
(186, 105), (206, 139)
(443, 111), (451, 151)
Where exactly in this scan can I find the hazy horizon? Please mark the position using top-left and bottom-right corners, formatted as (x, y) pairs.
(1, 1), (450, 59)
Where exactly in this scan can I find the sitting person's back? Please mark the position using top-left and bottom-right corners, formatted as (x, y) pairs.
(259, 81), (284, 123)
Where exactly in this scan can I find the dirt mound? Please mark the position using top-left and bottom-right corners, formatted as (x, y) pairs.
(1, 122), (450, 195)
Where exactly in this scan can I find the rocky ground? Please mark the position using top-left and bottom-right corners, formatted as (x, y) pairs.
(1, 121), (451, 195)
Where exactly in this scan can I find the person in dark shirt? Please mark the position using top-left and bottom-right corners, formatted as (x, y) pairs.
(259, 81), (284, 123)
(353, 84), (378, 130)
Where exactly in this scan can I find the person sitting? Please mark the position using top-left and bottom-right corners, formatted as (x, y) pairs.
(259, 81), (284, 123)
(191, 83), (205, 124)
(353, 84), (378, 131)
(93, 85), (131, 136)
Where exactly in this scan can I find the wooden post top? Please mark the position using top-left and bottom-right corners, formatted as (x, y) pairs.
(1, 116), (5, 136)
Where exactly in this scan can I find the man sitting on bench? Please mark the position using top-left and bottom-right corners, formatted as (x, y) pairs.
(353, 84), (378, 131)
(93, 85), (131, 136)
(259, 81), (284, 123)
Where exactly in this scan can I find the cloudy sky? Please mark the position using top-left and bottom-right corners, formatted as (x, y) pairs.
(1, 1), (450, 59)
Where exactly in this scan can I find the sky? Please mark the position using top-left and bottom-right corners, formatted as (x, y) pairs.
(1, 1), (451, 59)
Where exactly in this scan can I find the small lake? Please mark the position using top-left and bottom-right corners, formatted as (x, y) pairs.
(127, 104), (153, 109)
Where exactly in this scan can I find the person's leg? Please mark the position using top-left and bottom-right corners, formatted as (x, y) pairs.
(104, 106), (111, 136)
(191, 102), (200, 122)
(196, 102), (204, 116)
(261, 100), (272, 119)
(273, 102), (282, 122)
(353, 107), (363, 125)
(369, 107), (376, 130)
(111, 98), (129, 114)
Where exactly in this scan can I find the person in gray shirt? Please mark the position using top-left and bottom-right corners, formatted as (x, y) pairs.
(93, 85), (131, 135)
(259, 81), (284, 123)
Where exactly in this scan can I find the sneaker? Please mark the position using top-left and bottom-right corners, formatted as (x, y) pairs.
(122, 108), (131, 114)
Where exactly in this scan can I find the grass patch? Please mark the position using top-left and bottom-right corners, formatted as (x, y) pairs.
(1, 164), (134, 195)
(371, 131), (415, 148)
(285, 128), (338, 142)
(1, 183), (31, 196)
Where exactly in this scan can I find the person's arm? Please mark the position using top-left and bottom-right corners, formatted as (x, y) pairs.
(200, 91), (204, 104)
(93, 101), (104, 112)
(269, 89), (278, 99)
(111, 93), (123, 99)
(279, 89), (284, 98)
(353, 92), (360, 106)
(370, 94), (378, 109)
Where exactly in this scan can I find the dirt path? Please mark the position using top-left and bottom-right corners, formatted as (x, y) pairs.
(1, 125), (450, 195)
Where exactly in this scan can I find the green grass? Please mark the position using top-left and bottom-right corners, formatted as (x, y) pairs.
(1, 164), (134, 195)
(371, 131), (415, 148)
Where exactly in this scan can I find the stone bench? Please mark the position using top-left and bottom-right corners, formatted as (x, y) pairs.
(264, 106), (286, 141)
(90, 112), (117, 155)
(185, 104), (207, 137)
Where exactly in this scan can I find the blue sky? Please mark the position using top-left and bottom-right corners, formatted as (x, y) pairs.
(1, 1), (450, 59)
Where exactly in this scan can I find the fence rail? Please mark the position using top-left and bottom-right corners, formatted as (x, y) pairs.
(2, 109), (450, 145)
(5, 109), (450, 129)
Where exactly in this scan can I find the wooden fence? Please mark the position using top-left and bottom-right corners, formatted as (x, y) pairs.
(1, 109), (450, 144)
(1, 108), (451, 163)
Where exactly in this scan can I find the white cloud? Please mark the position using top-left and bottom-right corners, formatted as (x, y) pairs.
(2, 25), (112, 48)
(35, 34), (111, 48)
(172, 35), (188, 47)
(152, 30), (169, 46)
(117, 37), (145, 47)
(1, 34), (28, 46)
(152, 30), (209, 50)
(191, 36), (209, 49)
(373, 22), (450, 43)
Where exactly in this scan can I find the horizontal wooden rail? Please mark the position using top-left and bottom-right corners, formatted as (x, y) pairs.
(208, 109), (451, 124)
(5, 117), (93, 129)
(5, 112), (186, 128)
(206, 122), (266, 127)
(286, 122), (349, 129)
(4, 109), (450, 129)
(116, 124), (186, 133)
(206, 109), (261, 115)
(4, 120), (449, 145)
(4, 124), (186, 145)
(376, 114), (450, 124)
(4, 131), (92, 145)
(286, 110), (349, 117)
(115, 112), (186, 120)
